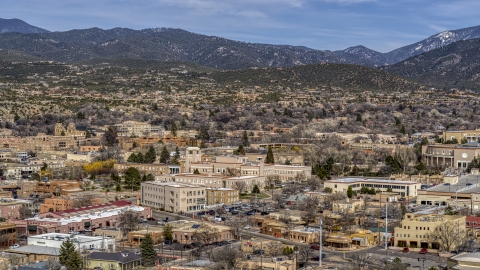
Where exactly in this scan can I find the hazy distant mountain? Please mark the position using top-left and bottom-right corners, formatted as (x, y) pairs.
(0, 18), (480, 70)
(0, 18), (49, 34)
(381, 38), (480, 90)
(335, 25), (480, 67)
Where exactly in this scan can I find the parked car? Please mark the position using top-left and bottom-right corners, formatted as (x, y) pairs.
(260, 211), (269, 215)
(164, 240), (172, 245)
(310, 254), (326, 260)
(399, 198), (406, 201)
(419, 248), (428, 254)
(244, 225), (251, 230)
(147, 217), (156, 221)
(466, 183), (473, 186)
(253, 250), (264, 255)
(9, 244), (19, 249)
(402, 247), (409, 253)
(310, 245), (320, 250)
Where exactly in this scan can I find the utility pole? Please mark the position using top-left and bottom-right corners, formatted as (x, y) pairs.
(319, 219), (323, 267)
(260, 241), (263, 270)
(385, 197), (388, 259)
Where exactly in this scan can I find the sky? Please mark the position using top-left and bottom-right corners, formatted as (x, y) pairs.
(0, 0), (479, 53)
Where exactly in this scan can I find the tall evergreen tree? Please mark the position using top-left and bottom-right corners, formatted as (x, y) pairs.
(266, 147), (274, 164)
(242, 130), (250, 147)
(172, 146), (181, 164)
(163, 223), (174, 241)
(125, 167), (141, 189)
(144, 146), (156, 163)
(140, 233), (156, 267)
(136, 152), (145, 163)
(171, 122), (178, 136)
(160, 146), (170, 163)
(347, 186), (354, 198)
(59, 238), (83, 270)
(127, 153), (138, 163)
(252, 185), (260, 194)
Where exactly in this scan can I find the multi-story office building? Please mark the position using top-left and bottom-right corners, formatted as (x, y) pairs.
(422, 143), (480, 168)
(141, 182), (206, 212)
(206, 188), (239, 205)
(324, 178), (421, 197)
(111, 121), (163, 137)
(114, 163), (181, 176)
(185, 147), (312, 182)
(394, 214), (465, 251)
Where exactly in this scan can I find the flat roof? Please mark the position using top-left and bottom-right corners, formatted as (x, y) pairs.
(426, 174), (480, 193)
(143, 181), (203, 188)
(451, 252), (480, 263)
(8, 245), (59, 256)
(326, 178), (419, 185)
(29, 233), (105, 243)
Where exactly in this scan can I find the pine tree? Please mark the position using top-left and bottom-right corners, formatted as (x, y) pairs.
(266, 147), (274, 164)
(252, 185), (260, 194)
(125, 167), (141, 189)
(59, 238), (83, 270)
(163, 223), (174, 241)
(144, 146), (156, 163)
(242, 130), (249, 147)
(171, 122), (178, 136)
(172, 146), (181, 164)
(160, 146), (170, 163)
(140, 234), (156, 267)
(347, 186), (353, 198)
(136, 152), (145, 163)
(127, 153), (138, 163)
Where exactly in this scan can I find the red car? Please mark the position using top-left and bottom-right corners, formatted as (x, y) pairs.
(419, 248), (428, 254)
(402, 247), (409, 253)
(310, 245), (320, 250)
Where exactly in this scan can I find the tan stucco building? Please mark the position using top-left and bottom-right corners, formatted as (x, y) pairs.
(206, 188), (239, 205)
(394, 214), (466, 251)
(140, 181), (206, 212)
(324, 178), (421, 197)
(422, 143), (480, 168)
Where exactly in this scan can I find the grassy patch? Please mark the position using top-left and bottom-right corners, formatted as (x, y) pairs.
(239, 193), (270, 199)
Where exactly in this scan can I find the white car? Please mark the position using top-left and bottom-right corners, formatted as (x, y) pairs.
(243, 225), (251, 230)
(9, 244), (19, 249)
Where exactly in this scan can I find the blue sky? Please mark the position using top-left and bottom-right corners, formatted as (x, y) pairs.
(1, 0), (479, 52)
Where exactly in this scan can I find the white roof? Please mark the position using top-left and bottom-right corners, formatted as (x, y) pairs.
(27, 205), (145, 225)
(326, 178), (419, 185)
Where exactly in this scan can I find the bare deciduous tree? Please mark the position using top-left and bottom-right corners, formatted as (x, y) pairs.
(426, 220), (466, 252)
(226, 216), (254, 239)
(193, 224), (220, 259)
(265, 241), (284, 257)
(233, 181), (247, 194)
(209, 245), (245, 270)
(338, 253), (374, 270)
(306, 177), (322, 190)
(19, 204), (32, 219)
(298, 245), (315, 268)
(116, 210), (141, 235)
(72, 194), (96, 208)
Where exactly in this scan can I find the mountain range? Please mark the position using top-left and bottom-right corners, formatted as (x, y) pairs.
(1, 18), (480, 70)
(0, 18), (49, 34)
(381, 38), (480, 89)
